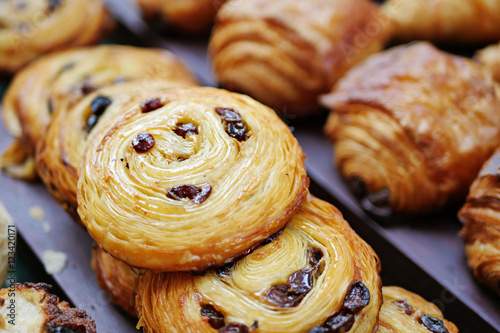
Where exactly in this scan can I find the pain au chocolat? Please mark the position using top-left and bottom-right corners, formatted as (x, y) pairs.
(322, 42), (500, 218)
(210, 0), (390, 115)
(77, 87), (309, 271)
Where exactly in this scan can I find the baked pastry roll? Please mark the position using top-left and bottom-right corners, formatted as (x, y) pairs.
(209, 0), (390, 115)
(77, 87), (309, 271)
(0, 0), (113, 74)
(1, 45), (196, 180)
(378, 286), (458, 333)
(0, 282), (96, 332)
(458, 147), (500, 294)
(134, 197), (381, 333)
(91, 244), (139, 317)
(36, 79), (198, 221)
(322, 42), (500, 217)
(476, 42), (500, 83)
(383, 0), (500, 45)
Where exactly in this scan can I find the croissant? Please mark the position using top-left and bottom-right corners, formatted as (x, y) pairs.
(134, 197), (381, 333)
(0, 282), (96, 332)
(209, 0), (390, 115)
(91, 244), (139, 317)
(0, 0), (113, 74)
(1, 45), (197, 180)
(77, 87), (309, 271)
(458, 147), (500, 294)
(378, 286), (458, 333)
(383, 0), (500, 45)
(322, 42), (500, 218)
(476, 42), (500, 83)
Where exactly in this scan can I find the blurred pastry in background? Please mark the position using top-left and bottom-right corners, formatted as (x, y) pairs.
(476, 42), (500, 83)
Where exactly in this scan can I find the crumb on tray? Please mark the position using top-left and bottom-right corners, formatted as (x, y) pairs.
(42, 250), (67, 275)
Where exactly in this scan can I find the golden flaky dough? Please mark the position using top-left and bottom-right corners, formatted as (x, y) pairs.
(459, 148), (500, 295)
(210, 0), (390, 115)
(91, 245), (139, 317)
(36, 71), (198, 221)
(383, 0), (500, 45)
(323, 42), (500, 217)
(476, 42), (500, 83)
(378, 287), (458, 333)
(0, 0), (113, 74)
(1, 45), (196, 180)
(134, 197), (381, 333)
(0, 283), (96, 333)
(77, 87), (309, 271)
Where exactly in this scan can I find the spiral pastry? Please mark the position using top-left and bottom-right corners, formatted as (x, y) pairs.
(1, 45), (197, 180)
(0, 0), (113, 74)
(476, 42), (500, 83)
(36, 78), (198, 221)
(134, 197), (381, 333)
(458, 147), (500, 294)
(209, 0), (390, 115)
(91, 244), (139, 317)
(383, 0), (500, 45)
(378, 287), (458, 333)
(77, 87), (309, 271)
(322, 42), (500, 218)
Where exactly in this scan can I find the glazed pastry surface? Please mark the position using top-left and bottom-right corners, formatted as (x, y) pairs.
(459, 147), (500, 295)
(0, 0), (113, 73)
(135, 197), (381, 333)
(383, 0), (500, 45)
(323, 42), (500, 216)
(210, 0), (390, 115)
(378, 286), (458, 333)
(77, 87), (309, 271)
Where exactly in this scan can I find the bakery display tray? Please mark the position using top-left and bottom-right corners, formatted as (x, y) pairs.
(0, 0), (499, 331)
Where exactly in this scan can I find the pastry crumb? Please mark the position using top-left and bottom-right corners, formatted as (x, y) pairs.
(29, 206), (45, 220)
(42, 222), (50, 233)
(42, 250), (67, 275)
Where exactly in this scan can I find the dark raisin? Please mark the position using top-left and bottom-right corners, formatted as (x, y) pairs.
(86, 115), (98, 132)
(132, 133), (155, 153)
(141, 97), (164, 113)
(394, 299), (413, 315)
(191, 271), (206, 276)
(308, 248), (323, 268)
(91, 96), (112, 116)
(48, 327), (76, 333)
(227, 122), (248, 141)
(347, 176), (367, 198)
(288, 269), (313, 295)
(48, 98), (54, 114)
(220, 323), (249, 333)
(323, 309), (355, 333)
(200, 304), (225, 329)
(419, 314), (449, 333)
(125, 163), (129, 169)
(251, 321), (258, 329)
(342, 281), (370, 313)
(261, 229), (284, 246)
(193, 183), (212, 204)
(167, 183), (212, 204)
(174, 123), (198, 138)
(47, 0), (63, 12)
(309, 326), (330, 333)
(216, 263), (233, 276)
(81, 83), (97, 95)
(266, 284), (305, 308)
(215, 107), (243, 122)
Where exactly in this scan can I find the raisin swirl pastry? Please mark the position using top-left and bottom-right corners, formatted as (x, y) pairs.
(91, 244), (139, 317)
(36, 78), (198, 222)
(476, 42), (500, 83)
(209, 0), (390, 115)
(458, 148), (500, 294)
(322, 42), (500, 218)
(77, 87), (309, 271)
(0, 283), (96, 333)
(0, 0), (114, 74)
(378, 287), (458, 333)
(134, 197), (381, 333)
(383, 0), (500, 45)
(1, 45), (196, 180)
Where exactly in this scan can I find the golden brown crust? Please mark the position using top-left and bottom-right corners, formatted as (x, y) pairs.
(476, 42), (500, 83)
(77, 87), (309, 271)
(458, 147), (500, 294)
(209, 0), (390, 115)
(322, 42), (500, 215)
(378, 287), (458, 333)
(0, 0), (114, 74)
(135, 197), (382, 333)
(0, 282), (96, 333)
(91, 245), (139, 317)
(383, 0), (500, 45)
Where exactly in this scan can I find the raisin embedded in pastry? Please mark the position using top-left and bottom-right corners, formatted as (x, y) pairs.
(209, 0), (390, 115)
(476, 42), (500, 83)
(322, 42), (500, 217)
(458, 147), (500, 295)
(378, 287), (458, 333)
(0, 0), (114, 74)
(0, 282), (96, 333)
(134, 197), (382, 333)
(77, 87), (309, 271)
